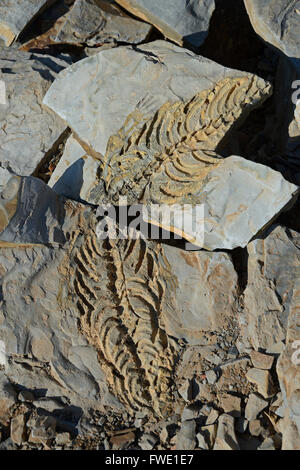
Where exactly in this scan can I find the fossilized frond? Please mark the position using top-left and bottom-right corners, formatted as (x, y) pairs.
(101, 75), (271, 205)
(69, 227), (178, 417)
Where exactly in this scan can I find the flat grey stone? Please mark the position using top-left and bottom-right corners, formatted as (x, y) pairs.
(245, 393), (269, 421)
(0, 176), (75, 245)
(43, 40), (271, 168)
(143, 155), (298, 250)
(48, 135), (99, 203)
(277, 275), (300, 449)
(206, 369), (218, 385)
(246, 368), (276, 399)
(176, 420), (196, 450)
(160, 245), (238, 344)
(139, 433), (158, 450)
(54, 0), (152, 46)
(115, 0), (215, 47)
(0, 48), (71, 178)
(0, 0), (56, 46)
(214, 414), (240, 450)
(244, 0), (300, 67)
(242, 225), (300, 350)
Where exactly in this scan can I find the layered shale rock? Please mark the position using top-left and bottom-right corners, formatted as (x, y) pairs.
(141, 156), (298, 250)
(0, 175), (239, 418)
(65, 228), (239, 415)
(48, 135), (98, 202)
(0, 242), (113, 411)
(0, 48), (71, 185)
(54, 0), (152, 47)
(277, 283), (300, 449)
(244, 0), (300, 160)
(0, 175), (79, 246)
(114, 0), (216, 48)
(0, 0), (57, 46)
(242, 225), (300, 351)
(43, 41), (298, 249)
(244, 0), (300, 66)
(44, 40), (272, 162)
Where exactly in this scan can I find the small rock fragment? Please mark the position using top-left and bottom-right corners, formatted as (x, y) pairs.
(246, 368), (276, 398)
(55, 0), (152, 47)
(10, 414), (26, 445)
(139, 433), (158, 451)
(206, 408), (219, 426)
(0, 48), (71, 180)
(115, 0), (215, 47)
(205, 370), (218, 385)
(258, 438), (276, 451)
(176, 420), (196, 451)
(182, 404), (201, 421)
(0, 0), (55, 46)
(249, 419), (264, 437)
(28, 416), (56, 445)
(197, 425), (217, 450)
(111, 431), (136, 450)
(245, 394), (269, 421)
(48, 136), (98, 203)
(214, 414), (240, 450)
(0, 176), (79, 246)
(220, 395), (241, 418)
(250, 351), (274, 370)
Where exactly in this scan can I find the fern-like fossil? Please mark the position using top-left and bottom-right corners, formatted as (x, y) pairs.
(100, 76), (271, 205)
(66, 223), (178, 417)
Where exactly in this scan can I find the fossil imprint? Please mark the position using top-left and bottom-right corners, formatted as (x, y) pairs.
(65, 76), (272, 415)
(99, 76), (271, 206)
(65, 220), (178, 417)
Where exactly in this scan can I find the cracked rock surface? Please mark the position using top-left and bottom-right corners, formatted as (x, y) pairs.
(0, 0), (300, 452)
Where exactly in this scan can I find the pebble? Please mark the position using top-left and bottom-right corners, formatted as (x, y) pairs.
(245, 393), (269, 421)
(246, 368), (276, 398)
(250, 351), (274, 370)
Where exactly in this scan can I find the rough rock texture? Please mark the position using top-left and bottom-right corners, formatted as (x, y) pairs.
(115, 0), (215, 47)
(244, 0), (300, 66)
(0, 182), (239, 418)
(213, 414), (239, 450)
(42, 40), (294, 249)
(48, 135), (98, 202)
(0, 0), (56, 46)
(277, 277), (300, 449)
(43, 41), (271, 165)
(0, 47), (71, 183)
(0, 0), (299, 452)
(0, 176), (77, 246)
(142, 155), (298, 250)
(244, 0), (300, 160)
(157, 245), (238, 343)
(242, 225), (300, 350)
(54, 0), (152, 46)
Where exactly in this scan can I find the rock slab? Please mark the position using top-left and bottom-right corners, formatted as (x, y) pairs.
(54, 0), (152, 46)
(0, 0), (56, 46)
(115, 0), (215, 47)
